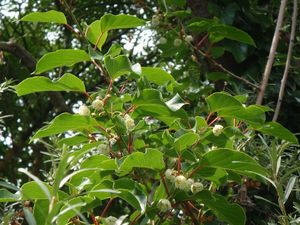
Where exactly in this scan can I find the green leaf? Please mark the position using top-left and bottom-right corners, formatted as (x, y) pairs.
(21, 181), (51, 200)
(119, 149), (165, 175)
(32, 113), (99, 140)
(23, 207), (37, 225)
(100, 14), (145, 32)
(15, 73), (85, 96)
(85, 20), (108, 50)
(33, 200), (49, 225)
(206, 92), (242, 112)
(35, 49), (91, 74)
(20, 10), (67, 24)
(199, 149), (269, 177)
(114, 179), (147, 213)
(258, 122), (298, 144)
(165, 93), (186, 111)
(0, 189), (19, 202)
(55, 197), (92, 225)
(191, 167), (228, 185)
(211, 25), (256, 46)
(206, 92), (265, 125)
(207, 72), (229, 81)
(133, 89), (188, 126)
(197, 191), (246, 225)
(174, 132), (199, 151)
(104, 55), (132, 79)
(141, 67), (175, 85)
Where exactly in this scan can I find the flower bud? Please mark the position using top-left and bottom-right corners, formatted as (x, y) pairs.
(175, 175), (188, 190)
(212, 124), (223, 136)
(165, 169), (177, 182)
(184, 35), (193, 43)
(173, 38), (182, 47)
(98, 143), (110, 155)
(78, 105), (90, 116)
(151, 15), (160, 27)
(124, 114), (135, 131)
(158, 37), (167, 45)
(104, 216), (117, 225)
(92, 99), (104, 111)
(157, 199), (172, 212)
(191, 182), (204, 194)
(131, 63), (142, 75)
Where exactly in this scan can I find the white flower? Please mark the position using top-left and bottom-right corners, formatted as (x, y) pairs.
(78, 105), (90, 116)
(173, 38), (182, 47)
(184, 178), (194, 192)
(98, 143), (110, 155)
(124, 114), (135, 131)
(92, 99), (104, 111)
(184, 35), (193, 43)
(131, 63), (142, 75)
(157, 199), (172, 212)
(165, 169), (177, 182)
(212, 124), (223, 136)
(175, 175), (188, 190)
(104, 216), (117, 225)
(158, 37), (167, 44)
(191, 182), (204, 194)
(211, 145), (218, 151)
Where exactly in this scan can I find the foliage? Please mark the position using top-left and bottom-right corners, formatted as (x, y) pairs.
(0, 1), (300, 225)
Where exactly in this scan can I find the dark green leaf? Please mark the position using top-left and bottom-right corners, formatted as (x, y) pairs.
(258, 122), (298, 144)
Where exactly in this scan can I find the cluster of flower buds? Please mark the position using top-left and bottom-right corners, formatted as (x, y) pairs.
(78, 96), (105, 117)
(158, 37), (167, 45)
(165, 169), (204, 194)
(173, 38), (182, 47)
(104, 216), (117, 225)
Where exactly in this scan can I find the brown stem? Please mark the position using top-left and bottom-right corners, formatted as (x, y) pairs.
(129, 212), (141, 225)
(188, 166), (203, 178)
(94, 32), (105, 50)
(256, 0), (288, 104)
(273, 0), (298, 121)
(208, 117), (220, 126)
(160, 172), (170, 196)
(100, 198), (113, 217)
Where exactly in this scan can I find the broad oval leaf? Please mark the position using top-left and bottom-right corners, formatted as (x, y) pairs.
(174, 132), (200, 151)
(210, 25), (256, 47)
(32, 113), (99, 140)
(35, 49), (91, 74)
(175, 190), (246, 225)
(85, 20), (108, 50)
(100, 14), (145, 32)
(258, 122), (298, 144)
(141, 67), (175, 85)
(199, 148), (270, 177)
(119, 149), (164, 175)
(15, 73), (85, 96)
(20, 10), (67, 24)
(104, 55), (132, 79)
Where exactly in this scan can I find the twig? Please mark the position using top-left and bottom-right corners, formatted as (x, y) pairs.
(256, 0), (288, 104)
(205, 55), (260, 89)
(273, 0), (298, 121)
(100, 198), (113, 217)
